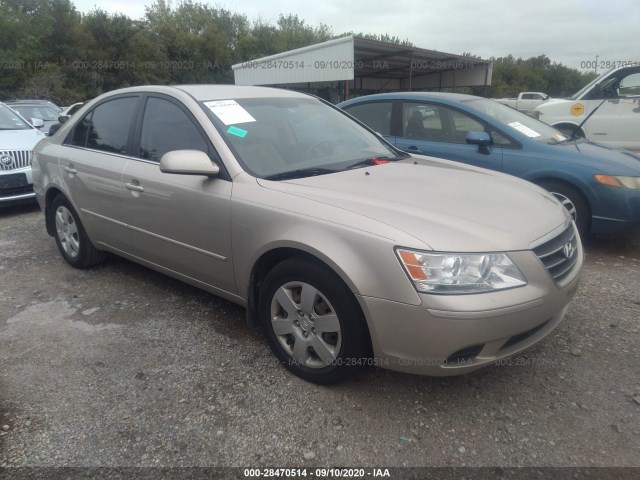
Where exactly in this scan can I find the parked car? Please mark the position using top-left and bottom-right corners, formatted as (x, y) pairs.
(8, 103), (60, 135)
(495, 92), (551, 113)
(0, 102), (46, 205)
(60, 102), (84, 117)
(4, 99), (61, 112)
(339, 92), (640, 236)
(534, 66), (640, 150)
(33, 85), (582, 384)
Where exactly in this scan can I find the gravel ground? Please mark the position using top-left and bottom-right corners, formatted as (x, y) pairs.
(1, 203), (639, 471)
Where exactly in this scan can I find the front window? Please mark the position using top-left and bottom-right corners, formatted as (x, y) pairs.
(200, 97), (403, 179)
(401, 102), (489, 145)
(618, 72), (640, 97)
(463, 99), (567, 143)
(570, 67), (640, 100)
(0, 104), (31, 130)
(139, 97), (210, 162)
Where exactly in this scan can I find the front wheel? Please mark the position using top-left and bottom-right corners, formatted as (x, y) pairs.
(259, 258), (370, 385)
(538, 181), (590, 237)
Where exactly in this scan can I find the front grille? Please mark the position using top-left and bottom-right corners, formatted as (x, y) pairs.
(0, 150), (32, 171)
(533, 223), (579, 284)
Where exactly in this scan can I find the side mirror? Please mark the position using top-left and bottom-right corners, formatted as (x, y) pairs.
(31, 118), (44, 128)
(58, 115), (70, 124)
(160, 150), (220, 177)
(466, 131), (492, 154)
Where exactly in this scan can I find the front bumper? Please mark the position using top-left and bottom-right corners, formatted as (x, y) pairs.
(357, 241), (583, 376)
(591, 184), (640, 235)
(0, 167), (35, 205)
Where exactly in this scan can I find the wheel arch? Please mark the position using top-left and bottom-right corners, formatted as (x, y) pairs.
(528, 175), (593, 231)
(527, 174), (592, 205)
(552, 122), (586, 138)
(44, 186), (67, 237)
(245, 246), (373, 357)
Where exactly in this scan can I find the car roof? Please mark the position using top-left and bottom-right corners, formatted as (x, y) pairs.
(4, 99), (57, 105)
(340, 91), (480, 105)
(9, 103), (57, 109)
(95, 85), (311, 102)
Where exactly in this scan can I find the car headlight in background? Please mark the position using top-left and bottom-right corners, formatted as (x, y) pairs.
(594, 175), (640, 190)
(396, 249), (527, 294)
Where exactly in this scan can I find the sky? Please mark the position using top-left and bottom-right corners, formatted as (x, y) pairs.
(72, 0), (640, 71)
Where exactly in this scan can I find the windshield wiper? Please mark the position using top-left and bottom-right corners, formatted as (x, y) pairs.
(264, 167), (337, 181)
(345, 155), (405, 170)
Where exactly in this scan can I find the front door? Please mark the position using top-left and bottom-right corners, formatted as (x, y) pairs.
(395, 101), (503, 171)
(119, 95), (236, 295)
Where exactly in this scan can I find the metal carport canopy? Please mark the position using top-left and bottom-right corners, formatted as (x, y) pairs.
(232, 35), (492, 91)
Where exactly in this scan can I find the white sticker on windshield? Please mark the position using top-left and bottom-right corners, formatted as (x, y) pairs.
(508, 121), (541, 138)
(204, 100), (256, 125)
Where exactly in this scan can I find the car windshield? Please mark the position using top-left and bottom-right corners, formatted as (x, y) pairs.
(463, 98), (567, 143)
(12, 105), (59, 121)
(200, 96), (403, 179)
(0, 104), (31, 130)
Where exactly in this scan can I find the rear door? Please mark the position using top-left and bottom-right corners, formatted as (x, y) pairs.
(119, 95), (236, 294)
(58, 95), (140, 250)
(341, 100), (396, 145)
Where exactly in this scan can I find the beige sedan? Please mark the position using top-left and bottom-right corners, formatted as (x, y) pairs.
(32, 85), (582, 384)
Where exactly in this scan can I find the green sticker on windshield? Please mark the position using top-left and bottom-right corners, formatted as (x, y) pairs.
(227, 125), (248, 138)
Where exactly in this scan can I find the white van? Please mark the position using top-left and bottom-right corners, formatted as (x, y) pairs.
(534, 65), (640, 150)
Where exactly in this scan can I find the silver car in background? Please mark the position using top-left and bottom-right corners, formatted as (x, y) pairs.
(32, 85), (582, 384)
(0, 102), (46, 205)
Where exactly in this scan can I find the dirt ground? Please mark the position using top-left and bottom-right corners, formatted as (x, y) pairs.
(1, 203), (639, 472)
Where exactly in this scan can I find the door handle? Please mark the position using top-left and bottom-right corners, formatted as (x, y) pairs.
(125, 182), (144, 192)
(64, 166), (77, 174)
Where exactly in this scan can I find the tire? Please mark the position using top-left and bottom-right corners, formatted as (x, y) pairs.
(537, 180), (590, 237)
(259, 258), (369, 385)
(555, 124), (585, 139)
(49, 195), (107, 268)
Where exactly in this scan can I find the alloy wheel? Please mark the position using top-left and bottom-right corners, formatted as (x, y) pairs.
(55, 205), (80, 258)
(270, 281), (342, 368)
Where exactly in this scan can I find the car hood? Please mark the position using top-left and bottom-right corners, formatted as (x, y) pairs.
(0, 128), (45, 149)
(257, 157), (568, 252)
(535, 98), (572, 110)
(547, 139), (640, 174)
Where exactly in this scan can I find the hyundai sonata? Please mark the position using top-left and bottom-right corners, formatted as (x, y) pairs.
(32, 85), (582, 384)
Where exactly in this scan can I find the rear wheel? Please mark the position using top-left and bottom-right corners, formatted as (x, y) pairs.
(537, 180), (590, 236)
(259, 258), (369, 385)
(49, 195), (106, 268)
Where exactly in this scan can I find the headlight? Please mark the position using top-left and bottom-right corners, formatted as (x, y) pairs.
(396, 249), (527, 294)
(594, 174), (640, 189)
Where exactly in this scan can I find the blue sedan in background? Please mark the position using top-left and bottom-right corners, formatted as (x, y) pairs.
(338, 92), (640, 236)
